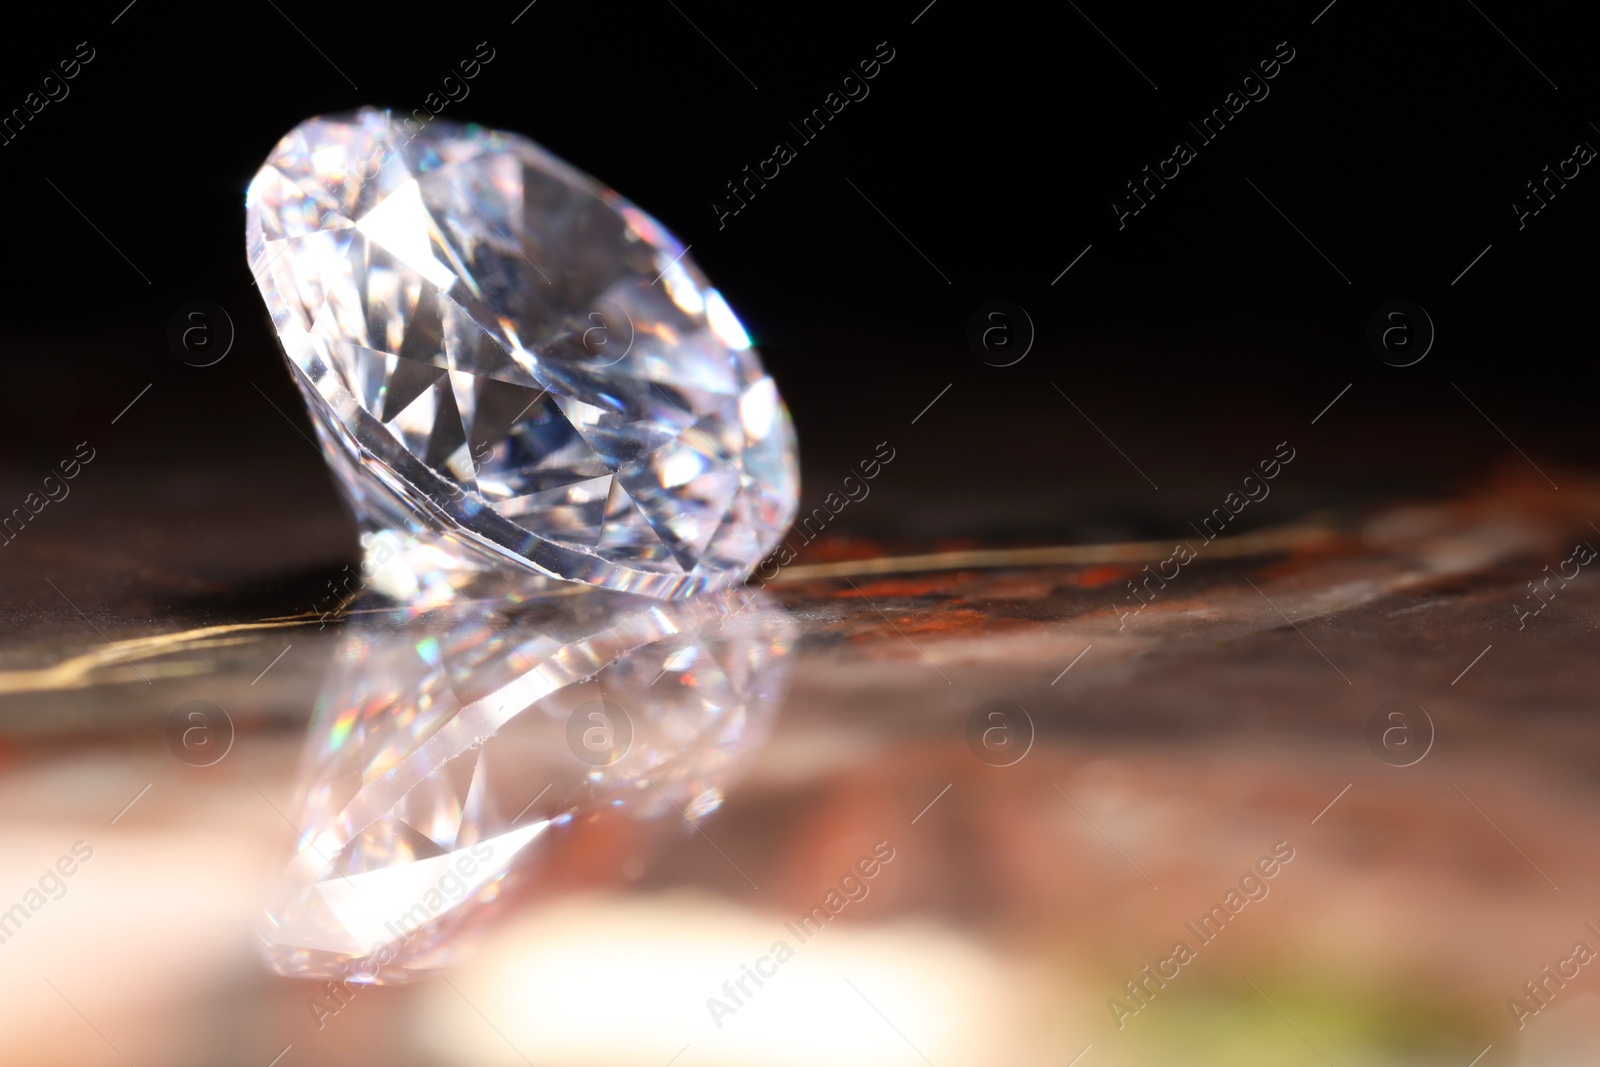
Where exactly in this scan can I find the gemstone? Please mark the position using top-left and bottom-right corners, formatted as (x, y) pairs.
(246, 109), (799, 599)
(259, 588), (795, 982)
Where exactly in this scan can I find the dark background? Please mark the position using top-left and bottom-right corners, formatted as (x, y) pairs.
(0, 0), (1593, 591)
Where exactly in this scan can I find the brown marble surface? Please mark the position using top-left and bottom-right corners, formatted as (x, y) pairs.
(1, 459), (1598, 1066)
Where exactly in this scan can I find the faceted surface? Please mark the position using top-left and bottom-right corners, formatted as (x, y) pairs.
(259, 588), (794, 982)
(246, 108), (798, 599)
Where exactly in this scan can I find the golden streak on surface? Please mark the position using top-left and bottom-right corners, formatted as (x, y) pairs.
(768, 520), (1339, 581)
(0, 619), (314, 695)
(0, 522), (1335, 695)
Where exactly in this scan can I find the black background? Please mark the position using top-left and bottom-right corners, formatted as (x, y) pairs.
(0, 0), (1592, 557)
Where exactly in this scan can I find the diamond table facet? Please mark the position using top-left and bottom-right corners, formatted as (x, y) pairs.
(246, 108), (798, 599)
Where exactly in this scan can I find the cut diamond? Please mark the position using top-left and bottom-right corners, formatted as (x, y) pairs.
(246, 109), (798, 599)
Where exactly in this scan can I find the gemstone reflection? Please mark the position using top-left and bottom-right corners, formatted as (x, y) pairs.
(259, 588), (794, 983)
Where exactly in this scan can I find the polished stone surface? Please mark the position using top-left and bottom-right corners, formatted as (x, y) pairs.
(3, 466), (1599, 1064)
